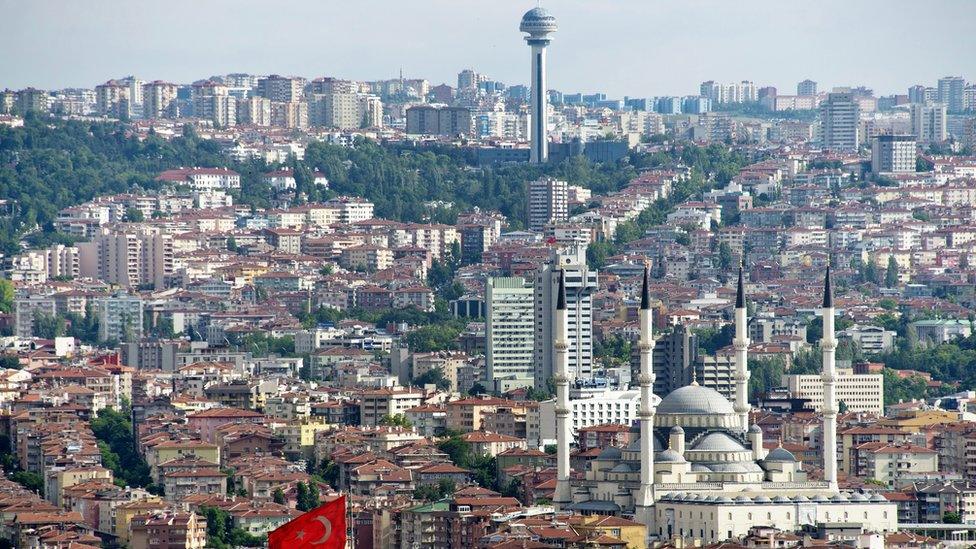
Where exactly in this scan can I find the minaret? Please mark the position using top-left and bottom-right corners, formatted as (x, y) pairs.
(821, 265), (839, 490)
(519, 8), (557, 164)
(733, 266), (751, 432)
(635, 266), (657, 519)
(552, 269), (573, 507)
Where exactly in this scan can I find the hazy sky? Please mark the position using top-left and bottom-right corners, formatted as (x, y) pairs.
(2, 0), (974, 97)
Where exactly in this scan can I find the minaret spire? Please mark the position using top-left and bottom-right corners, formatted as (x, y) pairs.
(552, 269), (572, 507)
(821, 265), (839, 491)
(733, 264), (751, 433)
(635, 265), (657, 526)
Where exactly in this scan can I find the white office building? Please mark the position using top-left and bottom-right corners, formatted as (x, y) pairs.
(486, 277), (536, 390)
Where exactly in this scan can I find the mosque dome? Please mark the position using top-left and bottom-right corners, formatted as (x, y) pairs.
(657, 384), (736, 416)
(597, 446), (622, 460)
(765, 447), (797, 463)
(657, 448), (686, 463)
(690, 432), (747, 452)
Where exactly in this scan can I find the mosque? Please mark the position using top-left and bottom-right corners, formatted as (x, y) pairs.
(548, 266), (898, 543)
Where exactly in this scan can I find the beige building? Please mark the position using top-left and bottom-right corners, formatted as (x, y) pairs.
(142, 81), (178, 119)
(341, 244), (393, 272)
(130, 511), (207, 549)
(858, 442), (938, 487)
(782, 367), (884, 414)
(359, 388), (424, 426)
(77, 227), (173, 290)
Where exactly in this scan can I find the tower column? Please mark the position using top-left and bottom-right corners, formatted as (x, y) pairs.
(635, 267), (657, 529)
(529, 40), (550, 164)
(553, 270), (572, 508)
(821, 266), (839, 491)
(733, 267), (751, 432)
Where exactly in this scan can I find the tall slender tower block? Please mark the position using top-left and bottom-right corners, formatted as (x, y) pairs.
(519, 8), (557, 164)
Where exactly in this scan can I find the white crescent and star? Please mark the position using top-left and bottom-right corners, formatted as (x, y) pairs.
(310, 516), (333, 545)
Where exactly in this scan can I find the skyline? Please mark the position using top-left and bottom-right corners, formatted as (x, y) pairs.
(2, 0), (975, 97)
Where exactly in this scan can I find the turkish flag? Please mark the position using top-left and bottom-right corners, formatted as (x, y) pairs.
(269, 495), (347, 549)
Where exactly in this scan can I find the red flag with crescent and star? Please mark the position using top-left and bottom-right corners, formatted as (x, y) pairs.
(269, 495), (347, 549)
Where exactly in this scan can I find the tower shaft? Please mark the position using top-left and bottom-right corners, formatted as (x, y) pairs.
(529, 41), (549, 164)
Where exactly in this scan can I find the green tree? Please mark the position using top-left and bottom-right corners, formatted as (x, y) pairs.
(33, 311), (65, 338)
(379, 414), (413, 428)
(123, 207), (144, 222)
(10, 471), (43, 493)
(944, 512), (962, 524)
(885, 256), (899, 288)
(0, 280), (13, 313)
(273, 488), (286, 505)
(90, 408), (151, 487)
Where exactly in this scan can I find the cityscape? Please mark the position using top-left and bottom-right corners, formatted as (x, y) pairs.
(2, 2), (976, 549)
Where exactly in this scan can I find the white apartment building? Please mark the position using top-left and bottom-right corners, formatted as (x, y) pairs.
(871, 135), (916, 174)
(911, 103), (948, 144)
(820, 90), (860, 152)
(527, 177), (568, 232)
(531, 389), (660, 447)
(486, 277), (535, 390)
(359, 388), (424, 426)
(97, 294), (144, 342)
(782, 367), (883, 414)
(156, 167), (241, 191)
(9, 245), (80, 283)
(13, 296), (57, 338)
(534, 248), (597, 385)
(324, 197), (374, 224)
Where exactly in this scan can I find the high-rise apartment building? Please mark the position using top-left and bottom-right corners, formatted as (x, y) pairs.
(257, 74), (306, 103)
(911, 103), (948, 144)
(871, 135), (916, 174)
(95, 80), (131, 118)
(534, 248), (597, 386)
(13, 296), (57, 338)
(700, 80), (758, 104)
(269, 101), (308, 128)
(191, 81), (236, 127)
(797, 79), (818, 97)
(486, 277), (536, 390)
(142, 81), (178, 119)
(238, 96), (272, 126)
(938, 76), (966, 113)
(457, 69), (483, 91)
(77, 228), (174, 290)
(819, 89), (860, 152)
(97, 294), (144, 343)
(405, 105), (472, 136)
(526, 177), (568, 232)
(15, 88), (50, 114)
(638, 324), (699, 397)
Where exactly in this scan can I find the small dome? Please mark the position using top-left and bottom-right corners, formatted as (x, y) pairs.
(765, 447), (797, 463)
(734, 495), (752, 504)
(691, 463), (712, 472)
(658, 385), (736, 416)
(609, 463), (633, 473)
(793, 495), (810, 503)
(657, 448), (686, 463)
(749, 424), (763, 434)
(670, 425), (684, 434)
(830, 493), (848, 503)
(870, 493), (888, 503)
(812, 495), (830, 503)
(691, 432), (747, 452)
(850, 493), (870, 502)
(772, 495), (791, 503)
(597, 446), (622, 460)
(716, 496), (733, 504)
(754, 495), (773, 503)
